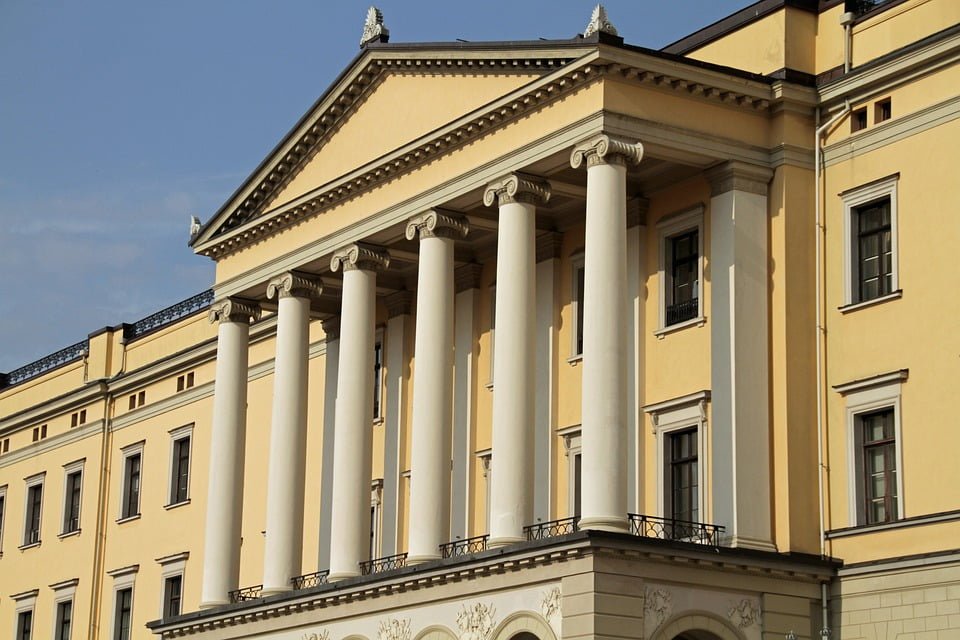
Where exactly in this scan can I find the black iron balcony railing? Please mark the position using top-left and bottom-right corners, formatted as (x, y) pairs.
(523, 516), (580, 541)
(228, 584), (263, 603)
(665, 297), (698, 326)
(440, 534), (489, 558)
(291, 569), (330, 590)
(359, 552), (408, 576)
(627, 513), (723, 547)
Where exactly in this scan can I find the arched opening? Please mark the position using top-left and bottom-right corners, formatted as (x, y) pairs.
(651, 611), (745, 640)
(673, 632), (724, 640)
(510, 633), (540, 640)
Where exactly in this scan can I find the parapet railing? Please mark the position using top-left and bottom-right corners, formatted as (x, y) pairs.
(291, 569), (330, 590)
(228, 584), (263, 603)
(0, 340), (89, 389)
(627, 513), (724, 547)
(359, 552), (408, 576)
(122, 289), (214, 340)
(523, 516), (580, 541)
(440, 534), (489, 558)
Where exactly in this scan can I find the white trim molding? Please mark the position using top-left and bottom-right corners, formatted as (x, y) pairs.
(840, 174), (899, 307)
(655, 205), (705, 336)
(60, 458), (85, 537)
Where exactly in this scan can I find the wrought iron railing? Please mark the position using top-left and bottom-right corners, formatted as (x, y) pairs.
(440, 534), (489, 558)
(359, 552), (408, 576)
(0, 339), (89, 389)
(228, 584), (263, 603)
(524, 516), (580, 541)
(123, 289), (215, 340)
(627, 513), (723, 547)
(291, 569), (329, 590)
(665, 298), (698, 326)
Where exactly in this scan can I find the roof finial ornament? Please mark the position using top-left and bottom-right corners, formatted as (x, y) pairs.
(583, 4), (618, 38)
(360, 6), (390, 47)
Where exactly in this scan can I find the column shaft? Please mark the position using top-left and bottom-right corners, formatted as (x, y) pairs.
(200, 299), (257, 608)
(262, 286), (313, 594)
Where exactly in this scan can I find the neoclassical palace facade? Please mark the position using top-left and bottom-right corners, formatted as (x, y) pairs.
(2, 1), (959, 639)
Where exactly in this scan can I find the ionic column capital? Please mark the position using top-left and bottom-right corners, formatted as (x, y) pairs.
(266, 270), (323, 301)
(209, 297), (261, 325)
(704, 160), (773, 197)
(570, 134), (644, 169)
(330, 243), (391, 273)
(322, 317), (340, 341)
(483, 173), (551, 207)
(405, 209), (469, 241)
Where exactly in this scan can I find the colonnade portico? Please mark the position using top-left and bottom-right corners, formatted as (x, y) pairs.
(198, 131), (749, 603)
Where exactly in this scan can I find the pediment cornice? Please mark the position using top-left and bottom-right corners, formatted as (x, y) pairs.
(195, 43), (801, 260)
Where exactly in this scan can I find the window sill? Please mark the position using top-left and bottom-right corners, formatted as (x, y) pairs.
(484, 381), (494, 391)
(654, 316), (706, 338)
(566, 354), (583, 366)
(116, 514), (141, 525)
(839, 290), (902, 313)
(18, 541), (41, 551)
(58, 529), (81, 540)
(164, 499), (190, 511)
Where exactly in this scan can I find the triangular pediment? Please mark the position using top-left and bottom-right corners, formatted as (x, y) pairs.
(193, 43), (592, 256)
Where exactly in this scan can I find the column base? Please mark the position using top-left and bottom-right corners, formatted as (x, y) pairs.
(199, 599), (230, 610)
(260, 585), (292, 597)
(487, 535), (526, 549)
(327, 570), (361, 583)
(726, 534), (778, 552)
(578, 515), (628, 533)
(406, 552), (442, 566)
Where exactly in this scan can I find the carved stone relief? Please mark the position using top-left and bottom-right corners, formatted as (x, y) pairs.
(540, 587), (562, 623)
(727, 598), (762, 629)
(456, 603), (497, 640)
(301, 631), (331, 640)
(643, 587), (673, 627)
(378, 618), (412, 640)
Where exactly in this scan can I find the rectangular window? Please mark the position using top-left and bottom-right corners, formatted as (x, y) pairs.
(63, 469), (83, 534)
(23, 481), (43, 546)
(875, 97), (891, 123)
(666, 230), (699, 326)
(842, 176), (899, 306)
(0, 488), (6, 554)
(861, 408), (898, 524)
(163, 575), (182, 618)
(169, 436), (191, 505)
(114, 588), (132, 640)
(851, 106), (867, 132)
(667, 429), (699, 524)
(572, 452), (582, 518)
(31, 425), (46, 442)
(121, 452), (142, 520)
(16, 610), (32, 640)
(372, 331), (384, 420)
(1, 437), (9, 453)
(55, 600), (73, 640)
(70, 409), (87, 428)
(568, 255), (585, 358)
(176, 372), (195, 392)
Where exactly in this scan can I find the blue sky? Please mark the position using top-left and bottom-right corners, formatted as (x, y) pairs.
(0, 0), (748, 372)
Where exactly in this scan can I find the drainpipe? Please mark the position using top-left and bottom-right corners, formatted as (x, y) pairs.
(822, 582), (832, 638)
(87, 384), (114, 640)
(841, 11), (856, 73)
(814, 99), (851, 562)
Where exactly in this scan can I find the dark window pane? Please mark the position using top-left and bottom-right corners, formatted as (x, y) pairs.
(115, 588), (132, 640)
(56, 600), (73, 640)
(164, 575), (183, 618)
(668, 429), (699, 526)
(862, 408), (897, 524)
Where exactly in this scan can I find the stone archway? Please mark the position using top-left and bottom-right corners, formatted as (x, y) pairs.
(488, 612), (558, 640)
(413, 625), (458, 640)
(650, 611), (745, 640)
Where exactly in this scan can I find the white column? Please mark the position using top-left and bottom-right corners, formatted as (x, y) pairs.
(317, 318), (339, 572)
(451, 265), (482, 541)
(200, 297), (260, 608)
(328, 243), (390, 580)
(483, 173), (551, 546)
(534, 234), (561, 523)
(706, 161), (775, 551)
(570, 134), (644, 532)
(262, 272), (322, 595)
(406, 211), (468, 562)
(380, 291), (413, 557)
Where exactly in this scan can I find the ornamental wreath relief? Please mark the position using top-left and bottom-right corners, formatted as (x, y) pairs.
(379, 618), (412, 640)
(456, 602), (497, 640)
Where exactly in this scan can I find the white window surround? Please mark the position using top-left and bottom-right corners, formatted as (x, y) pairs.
(370, 479), (384, 559)
(60, 459), (85, 537)
(0, 484), (7, 556)
(51, 577), (79, 638)
(12, 589), (38, 640)
(156, 552), (188, 618)
(166, 425), (193, 508)
(476, 449), (492, 531)
(840, 174), (900, 307)
(108, 564), (138, 640)
(835, 369), (907, 527)
(373, 327), (385, 422)
(655, 205), (706, 336)
(22, 471), (45, 548)
(558, 425), (582, 517)
(118, 441), (145, 522)
(643, 390), (710, 520)
(568, 252), (585, 362)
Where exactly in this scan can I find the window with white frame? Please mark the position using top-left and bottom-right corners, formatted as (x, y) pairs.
(12, 589), (37, 640)
(156, 551), (188, 619)
(644, 391), (709, 535)
(22, 472), (44, 547)
(373, 328), (385, 421)
(61, 460), (84, 535)
(560, 427), (582, 518)
(369, 479), (383, 560)
(570, 254), (585, 359)
(107, 565), (137, 640)
(841, 174), (899, 306)
(657, 206), (704, 331)
(119, 442), (144, 521)
(50, 578), (78, 640)
(167, 426), (192, 507)
(835, 370), (907, 527)
(476, 450), (492, 532)
(0, 484), (7, 556)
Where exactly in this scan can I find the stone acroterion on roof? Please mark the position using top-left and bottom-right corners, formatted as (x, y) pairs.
(583, 4), (618, 37)
(361, 6), (389, 47)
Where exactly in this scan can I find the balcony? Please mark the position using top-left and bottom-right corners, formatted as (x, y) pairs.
(665, 298), (698, 326)
(627, 513), (723, 547)
(523, 516), (580, 541)
(291, 569), (329, 590)
(359, 552), (408, 575)
(440, 534), (489, 558)
(228, 584), (262, 604)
